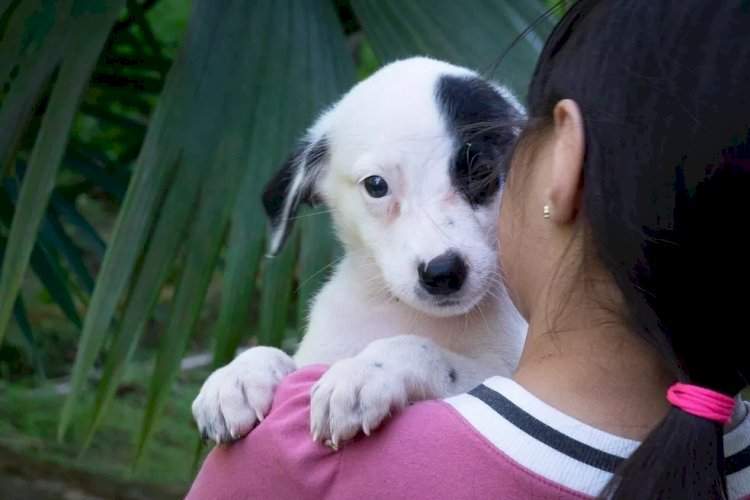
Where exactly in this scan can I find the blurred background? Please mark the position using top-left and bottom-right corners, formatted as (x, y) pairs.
(0, 0), (556, 497)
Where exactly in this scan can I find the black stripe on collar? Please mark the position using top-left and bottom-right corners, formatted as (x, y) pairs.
(727, 445), (750, 475)
(468, 385), (624, 472)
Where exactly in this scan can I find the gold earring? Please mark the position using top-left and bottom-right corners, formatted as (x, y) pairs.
(543, 204), (551, 219)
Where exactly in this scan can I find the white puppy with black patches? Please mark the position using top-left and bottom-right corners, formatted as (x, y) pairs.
(192, 56), (527, 448)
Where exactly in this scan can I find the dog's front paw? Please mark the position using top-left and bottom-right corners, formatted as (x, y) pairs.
(191, 346), (296, 444)
(309, 356), (410, 448)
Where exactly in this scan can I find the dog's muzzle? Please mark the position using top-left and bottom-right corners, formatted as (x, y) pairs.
(417, 251), (467, 296)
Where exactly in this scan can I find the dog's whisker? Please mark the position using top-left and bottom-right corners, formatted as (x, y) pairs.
(475, 300), (493, 336)
(295, 255), (345, 293)
(424, 210), (452, 242)
(287, 208), (338, 221)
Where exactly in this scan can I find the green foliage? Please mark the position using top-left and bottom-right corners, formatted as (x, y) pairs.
(0, 363), (208, 495)
(0, 0), (554, 468)
(0, 0), (126, 346)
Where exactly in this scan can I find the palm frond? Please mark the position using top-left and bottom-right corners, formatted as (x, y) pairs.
(0, 0), (126, 345)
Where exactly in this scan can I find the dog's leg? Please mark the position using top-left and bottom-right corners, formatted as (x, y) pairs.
(309, 334), (492, 447)
(191, 346), (297, 443)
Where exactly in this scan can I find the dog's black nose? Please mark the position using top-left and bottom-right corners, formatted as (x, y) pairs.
(418, 252), (467, 295)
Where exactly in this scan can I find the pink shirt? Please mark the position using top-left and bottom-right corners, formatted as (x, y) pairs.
(187, 365), (750, 499)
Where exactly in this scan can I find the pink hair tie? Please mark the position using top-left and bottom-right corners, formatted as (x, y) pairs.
(667, 382), (735, 424)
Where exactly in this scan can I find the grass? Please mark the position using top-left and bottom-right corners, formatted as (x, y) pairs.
(0, 360), (211, 498)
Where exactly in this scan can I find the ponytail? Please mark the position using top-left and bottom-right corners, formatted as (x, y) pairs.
(603, 399), (731, 499)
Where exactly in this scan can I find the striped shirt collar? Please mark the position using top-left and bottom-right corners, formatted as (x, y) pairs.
(445, 376), (750, 498)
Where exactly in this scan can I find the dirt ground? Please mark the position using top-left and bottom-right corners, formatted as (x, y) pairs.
(0, 445), (187, 500)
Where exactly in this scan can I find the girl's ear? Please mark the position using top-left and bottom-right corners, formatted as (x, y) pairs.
(548, 99), (585, 224)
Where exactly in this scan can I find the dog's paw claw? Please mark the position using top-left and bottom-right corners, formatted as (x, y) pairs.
(191, 347), (296, 444)
(310, 357), (408, 446)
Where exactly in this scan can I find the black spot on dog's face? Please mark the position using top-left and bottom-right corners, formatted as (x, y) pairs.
(435, 75), (521, 206)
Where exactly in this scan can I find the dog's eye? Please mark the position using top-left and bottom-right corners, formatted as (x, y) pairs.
(363, 175), (389, 198)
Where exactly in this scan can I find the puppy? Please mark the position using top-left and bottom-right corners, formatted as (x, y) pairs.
(192, 57), (527, 448)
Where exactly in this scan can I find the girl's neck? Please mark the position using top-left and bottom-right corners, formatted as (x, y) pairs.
(513, 301), (674, 441)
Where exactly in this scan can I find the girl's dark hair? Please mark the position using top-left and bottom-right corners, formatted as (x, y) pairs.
(517, 1), (750, 498)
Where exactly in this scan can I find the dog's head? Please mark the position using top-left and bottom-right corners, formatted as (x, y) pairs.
(263, 57), (524, 317)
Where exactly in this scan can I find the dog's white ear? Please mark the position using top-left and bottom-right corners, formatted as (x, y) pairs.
(262, 136), (329, 256)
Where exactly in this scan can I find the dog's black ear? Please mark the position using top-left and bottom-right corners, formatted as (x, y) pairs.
(262, 136), (329, 255)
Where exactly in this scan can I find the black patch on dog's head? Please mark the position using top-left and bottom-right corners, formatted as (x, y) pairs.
(436, 75), (523, 206)
(262, 136), (329, 255)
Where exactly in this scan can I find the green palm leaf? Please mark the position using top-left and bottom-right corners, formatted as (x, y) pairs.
(211, 0), (355, 364)
(0, 0), (125, 345)
(11, 293), (45, 377)
(58, 0), (355, 457)
(351, 0), (553, 93)
(136, 0), (356, 461)
(0, 242), (44, 376)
